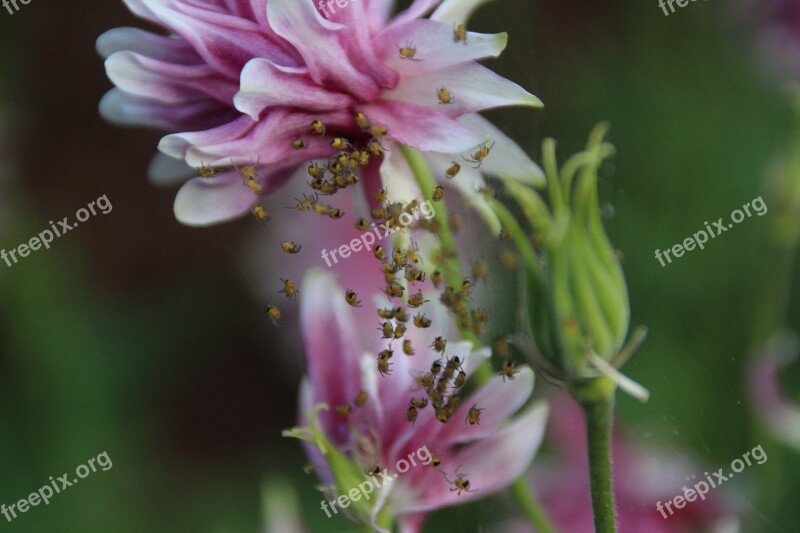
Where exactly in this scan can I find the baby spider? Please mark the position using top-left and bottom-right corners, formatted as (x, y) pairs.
(405, 404), (418, 424)
(367, 139), (386, 157)
(445, 161), (461, 179)
(465, 403), (484, 425)
(310, 119), (326, 135)
(354, 390), (368, 407)
(330, 137), (352, 150)
(499, 360), (519, 381)
(354, 112), (371, 130)
(413, 313), (432, 328)
(397, 41), (423, 61)
(345, 290), (362, 307)
(402, 339), (415, 356)
(198, 162), (217, 179)
(442, 466), (478, 495)
(251, 205), (271, 221)
(437, 87), (455, 105)
(291, 138), (308, 150)
(280, 241), (302, 254)
(378, 357), (393, 377)
(453, 24), (468, 44)
(462, 141), (495, 169)
(266, 303), (281, 326)
(408, 290), (428, 308)
(432, 185), (445, 202)
(279, 278), (298, 300)
(430, 336), (447, 353)
(307, 162), (326, 180)
(379, 321), (394, 339)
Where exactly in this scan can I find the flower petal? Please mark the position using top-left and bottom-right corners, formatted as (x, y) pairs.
(438, 367), (535, 445)
(382, 62), (542, 117)
(173, 170), (258, 226)
(234, 58), (354, 119)
(360, 100), (485, 153)
(396, 401), (548, 514)
(148, 152), (196, 186)
(105, 51), (236, 104)
(99, 89), (235, 131)
(266, 0), (380, 100)
(300, 269), (375, 443)
(459, 114), (545, 186)
(375, 19), (507, 77)
(143, 0), (298, 76)
(96, 27), (200, 63)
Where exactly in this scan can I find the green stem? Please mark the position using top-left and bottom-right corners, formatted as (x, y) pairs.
(400, 145), (557, 531)
(399, 144), (488, 380)
(509, 475), (558, 533)
(571, 377), (617, 533)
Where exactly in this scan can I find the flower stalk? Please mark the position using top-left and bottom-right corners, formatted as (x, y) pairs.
(571, 377), (618, 533)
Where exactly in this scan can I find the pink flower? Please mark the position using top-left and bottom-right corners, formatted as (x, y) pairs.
(288, 269), (548, 532)
(97, 0), (543, 227)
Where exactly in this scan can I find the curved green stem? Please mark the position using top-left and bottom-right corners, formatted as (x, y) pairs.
(509, 475), (558, 533)
(571, 377), (617, 533)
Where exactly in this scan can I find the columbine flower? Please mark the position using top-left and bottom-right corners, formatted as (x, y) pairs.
(284, 269), (548, 532)
(97, 0), (543, 227)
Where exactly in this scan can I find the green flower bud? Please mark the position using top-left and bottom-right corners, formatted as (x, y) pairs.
(521, 125), (646, 399)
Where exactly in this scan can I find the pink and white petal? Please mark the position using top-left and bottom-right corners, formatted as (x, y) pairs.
(430, 0), (496, 24)
(148, 152), (196, 186)
(266, 0), (380, 100)
(396, 401), (548, 514)
(330, 0), (399, 90)
(437, 367), (535, 445)
(143, 0), (298, 76)
(181, 110), (350, 167)
(105, 51), (237, 105)
(300, 270), (373, 440)
(158, 114), (255, 160)
(99, 89), (235, 131)
(234, 59), (354, 119)
(361, 100), (485, 153)
(391, 0), (442, 26)
(459, 114), (545, 186)
(376, 19), (507, 76)
(382, 62), (542, 117)
(122, 0), (163, 26)
(96, 27), (200, 63)
(363, 0), (397, 35)
(173, 170), (258, 226)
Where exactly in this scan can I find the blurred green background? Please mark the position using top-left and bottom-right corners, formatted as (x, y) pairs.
(0, 0), (798, 531)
